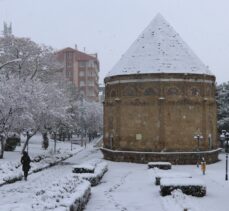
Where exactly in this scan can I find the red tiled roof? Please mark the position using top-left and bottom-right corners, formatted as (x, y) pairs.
(57, 47), (97, 61)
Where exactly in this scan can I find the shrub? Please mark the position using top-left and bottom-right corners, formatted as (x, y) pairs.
(160, 178), (206, 197)
(4, 134), (20, 151)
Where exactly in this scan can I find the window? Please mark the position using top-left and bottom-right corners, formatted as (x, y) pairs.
(88, 60), (94, 68)
(87, 71), (96, 77)
(87, 80), (94, 86)
(80, 81), (85, 86)
(66, 71), (72, 77)
(66, 51), (73, 59)
(80, 90), (85, 96)
(79, 71), (85, 76)
(66, 61), (73, 68)
(79, 61), (86, 67)
(88, 89), (95, 96)
(66, 71), (69, 77)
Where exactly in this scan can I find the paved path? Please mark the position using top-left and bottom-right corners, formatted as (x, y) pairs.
(85, 161), (164, 211)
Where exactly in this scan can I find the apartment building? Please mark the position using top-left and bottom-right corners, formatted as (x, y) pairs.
(56, 47), (99, 102)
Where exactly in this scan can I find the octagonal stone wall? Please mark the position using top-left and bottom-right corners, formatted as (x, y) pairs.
(102, 73), (219, 163)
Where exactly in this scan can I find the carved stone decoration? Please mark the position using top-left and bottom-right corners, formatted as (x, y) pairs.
(110, 90), (117, 98)
(130, 98), (146, 106)
(123, 86), (136, 97)
(167, 87), (180, 96)
(108, 116), (113, 129)
(206, 87), (212, 97)
(189, 87), (201, 96)
(105, 89), (110, 98)
(144, 87), (157, 96)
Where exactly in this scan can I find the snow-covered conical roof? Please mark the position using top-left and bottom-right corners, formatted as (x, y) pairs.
(106, 14), (212, 77)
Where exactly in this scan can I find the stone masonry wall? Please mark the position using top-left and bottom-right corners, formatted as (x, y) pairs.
(103, 73), (217, 154)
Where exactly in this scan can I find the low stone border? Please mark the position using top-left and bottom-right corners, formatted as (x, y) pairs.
(73, 161), (108, 186)
(148, 162), (172, 170)
(101, 147), (221, 164)
(160, 178), (206, 197)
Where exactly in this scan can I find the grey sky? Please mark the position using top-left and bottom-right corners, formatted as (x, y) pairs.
(0, 0), (228, 84)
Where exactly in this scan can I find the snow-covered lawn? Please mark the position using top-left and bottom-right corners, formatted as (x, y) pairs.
(0, 134), (83, 186)
(1, 135), (229, 211)
(86, 153), (229, 211)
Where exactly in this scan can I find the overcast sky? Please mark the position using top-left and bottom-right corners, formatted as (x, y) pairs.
(0, 0), (228, 84)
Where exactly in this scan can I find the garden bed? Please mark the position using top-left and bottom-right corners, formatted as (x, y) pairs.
(73, 160), (108, 186)
(160, 178), (206, 197)
(0, 149), (82, 186)
(32, 176), (91, 211)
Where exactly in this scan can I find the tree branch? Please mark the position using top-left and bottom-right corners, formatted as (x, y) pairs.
(0, 59), (22, 70)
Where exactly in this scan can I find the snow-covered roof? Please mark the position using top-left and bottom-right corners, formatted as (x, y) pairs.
(106, 14), (213, 77)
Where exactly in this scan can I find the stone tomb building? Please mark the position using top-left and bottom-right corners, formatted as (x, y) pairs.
(101, 14), (220, 164)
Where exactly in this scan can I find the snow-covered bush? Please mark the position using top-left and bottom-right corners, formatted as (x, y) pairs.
(148, 162), (172, 170)
(73, 160), (108, 186)
(32, 177), (91, 211)
(160, 178), (206, 197)
(152, 168), (191, 185)
(0, 161), (22, 185)
(217, 82), (229, 131)
(72, 164), (95, 173)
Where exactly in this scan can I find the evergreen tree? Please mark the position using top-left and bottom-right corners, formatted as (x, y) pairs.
(216, 82), (229, 131)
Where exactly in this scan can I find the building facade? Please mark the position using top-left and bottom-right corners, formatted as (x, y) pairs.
(101, 14), (220, 164)
(56, 47), (99, 102)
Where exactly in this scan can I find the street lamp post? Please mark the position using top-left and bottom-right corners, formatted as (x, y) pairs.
(194, 134), (203, 167)
(220, 131), (229, 181)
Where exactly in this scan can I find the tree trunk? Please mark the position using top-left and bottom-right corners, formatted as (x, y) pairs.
(42, 132), (49, 150)
(21, 135), (32, 154)
(0, 137), (5, 159)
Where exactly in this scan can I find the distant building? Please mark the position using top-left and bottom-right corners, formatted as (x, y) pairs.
(99, 85), (105, 103)
(102, 14), (220, 164)
(56, 47), (99, 102)
(2, 22), (12, 36)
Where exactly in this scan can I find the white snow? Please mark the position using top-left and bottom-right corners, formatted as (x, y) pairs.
(1, 135), (229, 211)
(160, 178), (206, 187)
(72, 164), (95, 171)
(153, 168), (191, 179)
(148, 161), (171, 165)
(107, 13), (212, 77)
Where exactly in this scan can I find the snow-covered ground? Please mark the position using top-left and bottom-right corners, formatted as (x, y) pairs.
(86, 153), (229, 211)
(0, 135), (229, 211)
